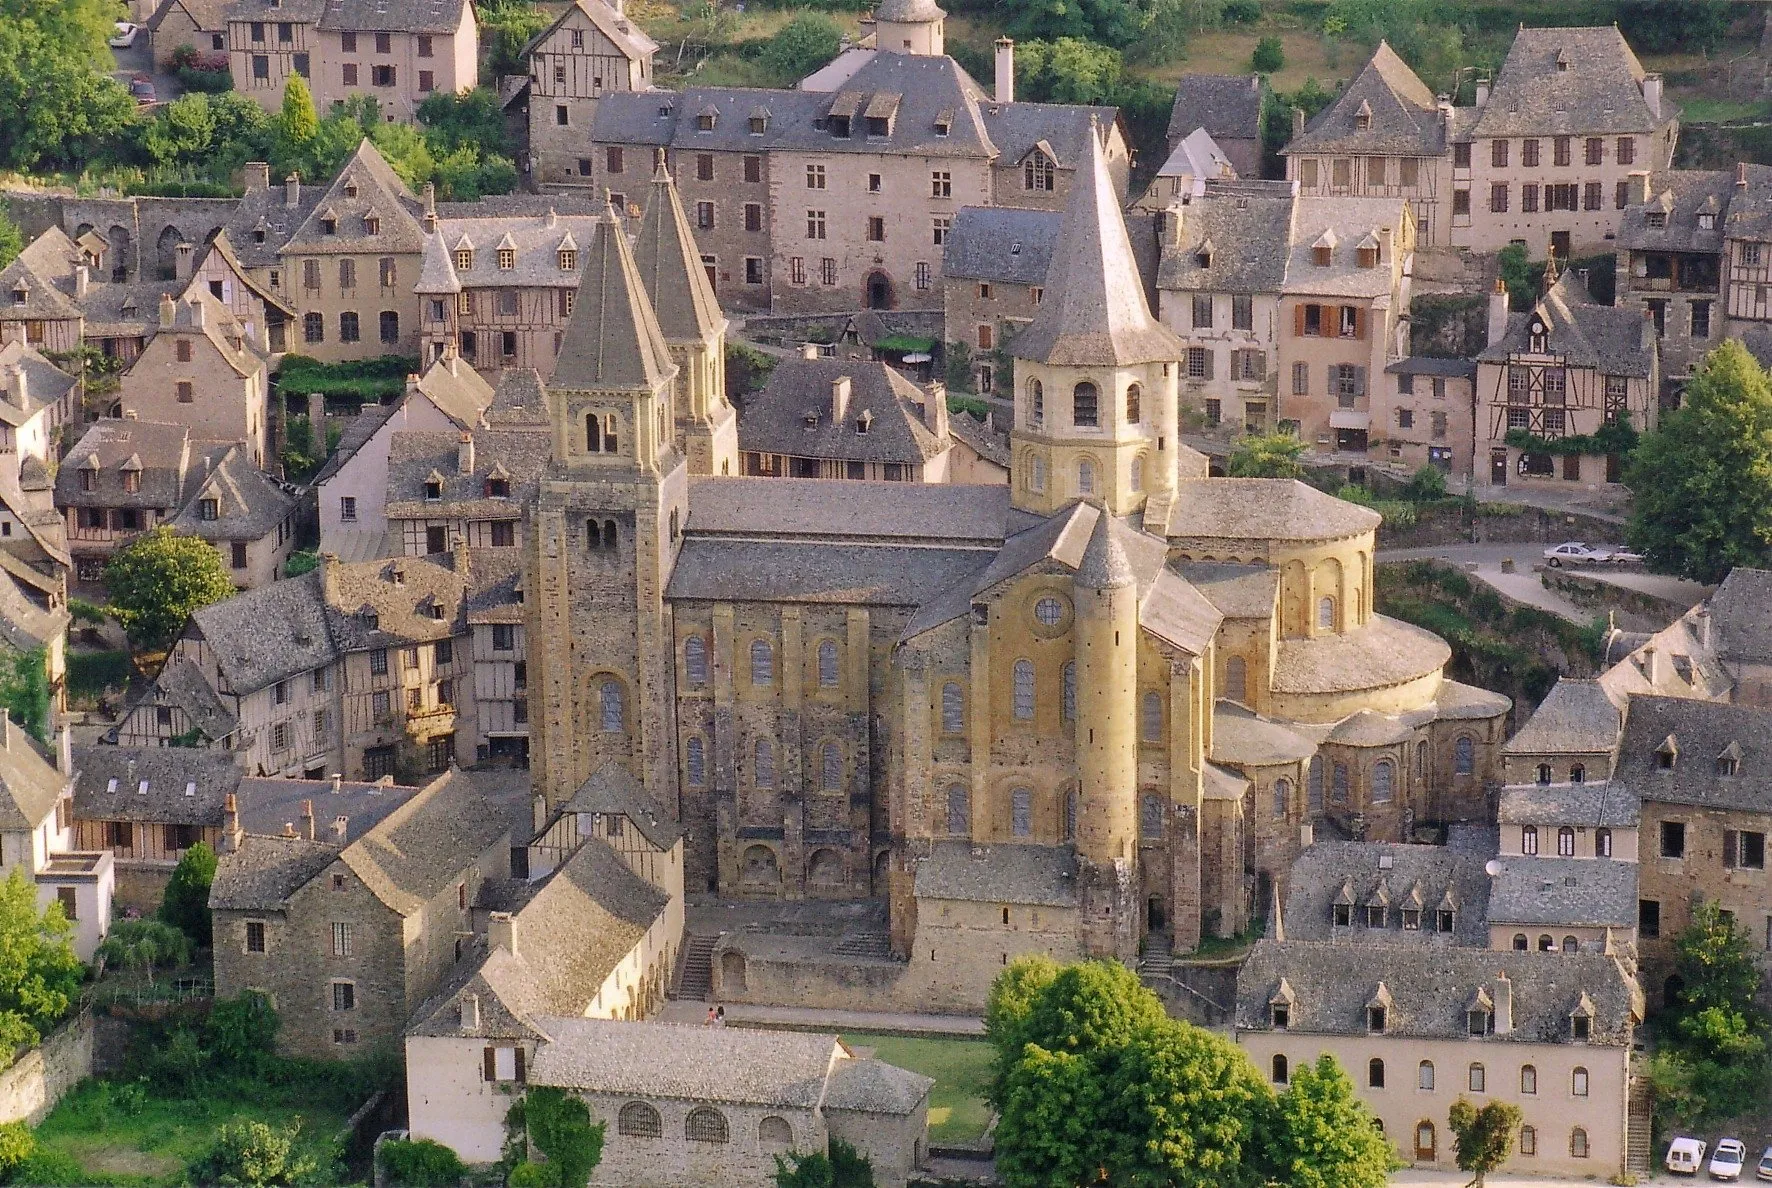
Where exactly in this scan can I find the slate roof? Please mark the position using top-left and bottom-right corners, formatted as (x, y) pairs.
(1285, 41), (1443, 157)
(148, 0), (233, 35)
(528, 1017), (844, 1107)
(1167, 478), (1379, 542)
(339, 769), (510, 915)
(218, 178), (326, 272)
(0, 341), (76, 425)
(1271, 616), (1450, 696)
(1236, 939), (1640, 1044)
(632, 161), (725, 345)
(464, 551), (525, 625)
(1487, 855), (1637, 930)
(56, 420), (193, 511)
(685, 476), (1015, 545)
(165, 444), (295, 543)
(317, 0), (468, 34)
(414, 350), (497, 426)
(1504, 679), (1625, 756)
(209, 834), (338, 910)
(564, 762), (683, 850)
(72, 745), (242, 825)
(1469, 26), (1667, 139)
(1434, 680), (1512, 721)
(1722, 164), (1772, 243)
(235, 774), (416, 842)
(942, 206), (1060, 286)
(383, 429), (550, 522)
(1283, 196), (1411, 299)
(519, 0), (657, 63)
(1165, 73), (1264, 146)
(1707, 567), (1772, 664)
(668, 539), (985, 608)
(946, 410), (1009, 467)
(320, 553), (468, 651)
(1616, 695), (1772, 814)
(1497, 779), (1638, 828)
(118, 655), (238, 744)
(549, 211), (676, 393)
(1282, 840), (1492, 946)
(1618, 170), (1732, 254)
(1156, 180), (1296, 295)
(283, 140), (424, 256)
(0, 718), (63, 831)
(738, 358), (945, 465)
(485, 369), (550, 427)
(431, 211), (603, 290)
(312, 403), (397, 487)
(1478, 271), (1655, 379)
(0, 258), (82, 325)
(187, 568), (333, 694)
(408, 944), (550, 1042)
(0, 566), (68, 654)
(1176, 562), (1277, 619)
(74, 282), (172, 340)
(824, 1059), (934, 1115)
(1386, 356), (1476, 378)
(914, 840), (1078, 907)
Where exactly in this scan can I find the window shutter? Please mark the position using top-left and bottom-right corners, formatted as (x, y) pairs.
(514, 1046), (527, 1083)
(1202, 350), (1215, 381)
(1355, 366), (1367, 397)
(1252, 350), (1266, 378)
(1725, 829), (1739, 868)
(1327, 364), (1337, 393)
(1355, 307), (1367, 339)
(1295, 305), (1305, 337)
(483, 1046), (497, 1082)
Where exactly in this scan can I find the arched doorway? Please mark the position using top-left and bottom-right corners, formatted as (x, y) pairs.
(864, 271), (894, 310)
(1414, 1120), (1436, 1162)
(1663, 973), (1685, 1008)
(1146, 896), (1166, 931)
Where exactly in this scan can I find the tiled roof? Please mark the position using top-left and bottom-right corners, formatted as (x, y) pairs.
(312, 403), (397, 487)
(1479, 271), (1655, 378)
(738, 358), (945, 465)
(484, 368), (550, 427)
(235, 774), (417, 842)
(56, 420), (192, 510)
(1285, 41), (1443, 157)
(414, 351), (497, 427)
(72, 745), (242, 825)
(320, 553), (468, 650)
(823, 1058), (933, 1115)
(209, 833), (338, 911)
(188, 569), (334, 693)
(0, 340), (76, 423)
(1156, 179), (1296, 295)
(1616, 695), (1772, 813)
(1469, 26), (1666, 139)
(218, 179), (325, 272)
(914, 840), (1078, 907)
(1385, 356), (1476, 378)
(1486, 855), (1637, 929)
(1211, 702), (1317, 766)
(1504, 678), (1624, 756)
(946, 410), (1009, 467)
(148, 0), (233, 34)
(519, 0), (657, 62)
(1176, 562), (1276, 619)
(942, 206), (1060, 286)
(1283, 195), (1411, 299)
(667, 539), (985, 608)
(1271, 616), (1450, 696)
(1722, 164), (1772, 242)
(408, 944), (550, 1042)
(0, 719), (63, 830)
(1618, 170), (1732, 254)
(117, 655), (238, 744)
(1166, 73), (1264, 145)
(632, 163), (725, 345)
(528, 1016), (844, 1107)
(1167, 478), (1379, 542)
(0, 566), (68, 653)
(1282, 840), (1491, 947)
(282, 140), (424, 256)
(564, 762), (682, 850)
(549, 211), (676, 393)
(433, 211), (604, 290)
(1497, 779), (1638, 828)
(1707, 567), (1772, 664)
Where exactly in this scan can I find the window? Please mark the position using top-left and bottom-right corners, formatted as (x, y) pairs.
(1570, 1128), (1589, 1159)
(599, 679), (624, 732)
(1013, 656), (1034, 719)
(331, 922), (352, 957)
(1728, 829), (1766, 870)
(1520, 1064), (1537, 1095)
(1011, 787), (1032, 837)
(806, 210), (825, 240)
(749, 639), (773, 685)
(1272, 1054), (1288, 1084)
(745, 258), (764, 285)
(619, 1103), (661, 1138)
(1077, 460), (1094, 495)
(370, 648), (389, 677)
(932, 219), (949, 247)
(1187, 347), (1211, 379)
(697, 202), (715, 230)
(339, 311), (360, 343)
(686, 1107), (728, 1144)
(372, 64), (394, 87)
(1557, 826), (1575, 856)
(231, 542), (248, 569)
(753, 738), (775, 787)
(1368, 1058), (1385, 1088)
(820, 258), (837, 286)
(1490, 183), (1509, 214)
(1522, 183), (1539, 213)
(1317, 597), (1335, 631)
(1572, 1067), (1588, 1096)
(1618, 136), (1636, 166)
(1072, 382), (1098, 427)
(1273, 778), (1291, 819)
(866, 216), (885, 242)
(1661, 820), (1686, 859)
(1454, 736), (1474, 775)
(1584, 181), (1602, 211)
(1585, 137), (1604, 166)
(941, 682), (964, 733)
(1522, 825), (1538, 855)
(1519, 1126), (1536, 1156)
(1418, 1061), (1435, 1091)
(817, 640), (839, 687)
(1332, 762), (1349, 805)
(1491, 140), (1509, 168)
(932, 171), (951, 198)
(332, 982), (355, 1011)
(492, 624), (515, 652)
(1141, 691), (1163, 742)
(1372, 759), (1393, 804)
(1521, 138), (1540, 167)
(1452, 189), (1471, 217)
(696, 154), (714, 181)
(819, 741), (842, 791)
(684, 636), (708, 684)
(1192, 294), (1213, 329)
(245, 921), (266, 953)
(946, 784), (969, 834)
(1024, 155), (1054, 191)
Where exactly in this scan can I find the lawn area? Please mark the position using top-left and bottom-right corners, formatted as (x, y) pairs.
(840, 1031), (993, 1145)
(27, 1075), (356, 1187)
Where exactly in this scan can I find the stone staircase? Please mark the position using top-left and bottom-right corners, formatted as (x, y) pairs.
(832, 930), (892, 959)
(672, 934), (718, 1001)
(1626, 1075), (1654, 1177)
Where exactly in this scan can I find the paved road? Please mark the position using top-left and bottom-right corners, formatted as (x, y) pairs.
(1380, 544), (1711, 628)
(110, 37), (182, 106)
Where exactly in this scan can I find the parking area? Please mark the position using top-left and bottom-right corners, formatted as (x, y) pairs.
(109, 34), (182, 106)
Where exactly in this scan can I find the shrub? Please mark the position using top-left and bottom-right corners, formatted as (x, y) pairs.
(284, 550), (320, 577)
(1252, 35), (1284, 72)
(379, 1138), (466, 1187)
(0, 1121), (35, 1180)
(207, 990), (281, 1073)
(523, 1087), (604, 1188)
(188, 1119), (316, 1187)
(97, 918), (192, 985)
(9, 1145), (87, 1186)
(759, 14), (843, 81)
(1402, 464), (1448, 501)
(66, 650), (131, 700)
(508, 1161), (561, 1188)
(1224, 0), (1261, 22)
(159, 841), (217, 948)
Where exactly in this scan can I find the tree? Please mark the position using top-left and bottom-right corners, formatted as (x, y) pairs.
(417, 88), (510, 156)
(1447, 1097), (1521, 1187)
(1625, 340), (1772, 582)
(0, 867), (83, 1054)
(206, 989), (281, 1072)
(0, 200), (21, 272)
(1401, 464), (1447, 502)
(0, 0), (136, 172)
(523, 1087), (605, 1188)
(188, 1120), (317, 1187)
(278, 74), (319, 146)
(103, 525), (237, 652)
(141, 93), (219, 167)
(775, 1140), (875, 1188)
(97, 918), (191, 985)
(1251, 35), (1284, 72)
(0, 646), (49, 741)
(159, 841), (217, 948)
(0, 1121), (33, 1181)
(761, 14), (844, 83)
(1227, 432), (1307, 478)
(378, 1138), (466, 1188)
(1265, 1055), (1395, 1188)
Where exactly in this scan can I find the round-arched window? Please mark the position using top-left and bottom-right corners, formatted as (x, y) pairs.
(1125, 383), (1142, 424)
(1077, 459), (1095, 495)
(599, 679), (625, 732)
(1072, 381), (1098, 427)
(618, 1101), (662, 1138)
(1034, 597), (1065, 626)
(1028, 378), (1044, 426)
(686, 1107), (729, 1144)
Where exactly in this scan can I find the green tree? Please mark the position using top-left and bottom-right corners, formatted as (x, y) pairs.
(141, 93), (219, 167)
(0, 200), (21, 272)
(1496, 242), (1535, 311)
(760, 14), (844, 82)
(1675, 899), (1766, 1018)
(159, 840), (217, 948)
(278, 73), (319, 145)
(417, 87), (510, 156)
(206, 989), (281, 1072)
(524, 1086), (605, 1188)
(1251, 35), (1283, 73)
(1447, 1096), (1521, 1187)
(0, 867), (83, 1053)
(0, 0), (137, 172)
(103, 525), (237, 652)
(188, 1119), (317, 1187)
(983, 953), (1061, 1104)
(379, 1138), (466, 1187)
(1625, 341), (1772, 582)
(1650, 902), (1772, 1125)
(97, 918), (191, 985)
(1265, 1055), (1395, 1188)
(1401, 464), (1447, 502)
(368, 119), (436, 189)
(1227, 432), (1307, 478)
(0, 646), (49, 741)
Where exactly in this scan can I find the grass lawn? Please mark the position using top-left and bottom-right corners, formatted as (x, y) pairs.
(840, 1031), (993, 1145)
(29, 1076), (356, 1187)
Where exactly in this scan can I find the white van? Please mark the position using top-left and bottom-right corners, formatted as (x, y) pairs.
(1668, 1137), (1708, 1175)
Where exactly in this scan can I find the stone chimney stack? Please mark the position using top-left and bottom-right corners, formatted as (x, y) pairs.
(457, 431), (474, 474)
(460, 993), (480, 1030)
(405, 373), (422, 401)
(831, 375), (852, 423)
(1643, 644), (1664, 685)
(285, 173), (301, 207)
(301, 798), (316, 840)
(57, 725), (71, 776)
(1291, 106), (1305, 139)
(423, 182), (437, 232)
(452, 532), (470, 580)
(994, 38), (1015, 104)
(1696, 606), (1713, 651)
(159, 293), (177, 329)
(330, 772), (343, 794)
(1629, 171), (1651, 207)
(1642, 306), (1656, 352)
(923, 381), (949, 441)
(9, 366), (26, 409)
(1486, 278), (1510, 349)
(332, 815), (348, 842)
(244, 162), (271, 192)
(1494, 972), (1513, 1034)
(188, 297), (205, 329)
(1642, 73), (1663, 119)
(800, 342), (820, 360)
(487, 910), (515, 954)
(1739, 161), (1750, 190)
(221, 792), (242, 853)
(174, 241), (194, 282)
(1475, 77), (1491, 107)
(73, 265), (89, 300)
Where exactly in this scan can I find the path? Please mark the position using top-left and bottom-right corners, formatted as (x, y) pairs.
(1378, 544), (1595, 624)
(656, 998), (984, 1036)
(1391, 1169), (1680, 1186)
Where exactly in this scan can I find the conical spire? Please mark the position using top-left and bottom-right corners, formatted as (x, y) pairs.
(1074, 509), (1133, 589)
(1012, 121), (1182, 368)
(550, 205), (677, 391)
(414, 229), (460, 295)
(633, 153), (726, 343)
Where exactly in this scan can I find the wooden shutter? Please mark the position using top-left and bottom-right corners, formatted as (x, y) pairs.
(1327, 364), (1338, 394)
(1202, 350), (1215, 381)
(483, 1046), (497, 1082)
(1294, 305), (1306, 337)
(1725, 830), (1739, 868)
(514, 1046), (527, 1083)
(1354, 366), (1367, 397)
(1251, 350), (1266, 379)
(1354, 307), (1367, 340)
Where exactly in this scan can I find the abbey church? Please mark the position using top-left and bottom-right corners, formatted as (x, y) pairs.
(521, 117), (1510, 1011)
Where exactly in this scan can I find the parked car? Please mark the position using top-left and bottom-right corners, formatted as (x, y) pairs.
(1544, 541), (1613, 566)
(1609, 548), (1646, 565)
(129, 74), (156, 104)
(1669, 1137), (1708, 1176)
(1754, 1145), (1772, 1181)
(109, 21), (139, 46)
(1713, 1139), (1747, 1181)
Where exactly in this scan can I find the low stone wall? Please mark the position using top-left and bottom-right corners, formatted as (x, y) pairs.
(1542, 568), (1698, 626)
(113, 864), (174, 915)
(0, 1008), (96, 1126)
(1380, 504), (1625, 550)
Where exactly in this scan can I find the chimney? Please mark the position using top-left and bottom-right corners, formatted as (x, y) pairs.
(1642, 306), (1656, 351)
(74, 265), (89, 300)
(301, 798), (316, 840)
(924, 381), (949, 440)
(1738, 161), (1750, 190)
(282, 822), (296, 837)
(452, 532), (470, 579)
(1643, 644), (1664, 685)
(487, 910), (516, 954)
(1475, 77), (1490, 107)
(457, 431), (474, 474)
(1291, 106), (1305, 139)
(1629, 170), (1651, 206)
(1642, 73), (1663, 119)
(188, 298), (205, 329)
(1494, 972), (1513, 1035)
(159, 293), (177, 329)
(221, 793), (242, 853)
(1379, 225), (1394, 265)
(423, 181), (436, 221)
(994, 37), (1015, 104)
(244, 162), (271, 192)
(460, 993), (480, 1030)
(174, 241), (194, 282)
(405, 373), (421, 401)
(800, 342), (820, 360)
(285, 172), (301, 207)
(831, 375), (852, 423)
(56, 725), (71, 776)
(1486, 277), (1510, 348)
(332, 815), (348, 842)
(331, 772), (343, 794)
(1, 708), (11, 752)
(8, 366), (25, 409)
(1696, 606), (1713, 651)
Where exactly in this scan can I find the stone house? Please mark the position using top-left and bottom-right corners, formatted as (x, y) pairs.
(514, 0), (658, 192)
(161, 442), (298, 589)
(736, 355), (950, 481)
(1490, 780), (1639, 956)
(1376, 356), (1475, 476)
(1614, 169), (1730, 395)
(0, 725), (113, 961)
(1132, 128), (1236, 213)
(226, 0), (478, 122)
(1163, 74), (1265, 180)
(190, 229), (297, 356)
(1474, 267), (1657, 489)
(116, 292), (271, 467)
(0, 341), (79, 471)
(147, 0), (230, 67)
(1500, 679), (1626, 786)
(209, 767), (514, 1057)
(0, 231), (88, 357)
(940, 206), (1060, 395)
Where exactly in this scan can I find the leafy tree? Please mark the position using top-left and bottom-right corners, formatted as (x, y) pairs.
(1650, 902), (1772, 1124)
(524, 1086), (605, 1188)
(278, 74), (319, 146)
(478, 0), (550, 78)
(1015, 38), (1125, 106)
(379, 1138), (466, 1187)
(1251, 35), (1283, 73)
(984, 954), (1061, 1104)
(103, 525), (237, 652)
(188, 1119), (317, 1187)
(0, 0), (137, 172)
(1401, 464), (1447, 502)
(1222, 0), (1259, 21)
(1625, 341), (1772, 582)
(368, 119), (436, 190)
(1496, 243), (1534, 312)
(0, 867), (83, 1053)
(1676, 898), (1767, 1019)
(1265, 1055), (1395, 1188)
(0, 646), (49, 741)
(1227, 432), (1306, 478)
(761, 14), (844, 82)
(1447, 1096), (1521, 1187)
(775, 1140), (875, 1187)
(417, 87), (510, 157)
(159, 840), (217, 948)
(0, 200), (21, 271)
(0, 1120), (34, 1179)
(97, 918), (191, 985)
(206, 989), (281, 1072)
(141, 93), (219, 167)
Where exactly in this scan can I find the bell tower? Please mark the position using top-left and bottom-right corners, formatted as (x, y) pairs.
(527, 202), (685, 813)
(1009, 123), (1185, 525)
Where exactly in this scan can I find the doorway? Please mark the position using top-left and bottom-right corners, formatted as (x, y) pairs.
(1414, 1121), (1437, 1162)
(865, 271), (894, 310)
(1490, 448), (1508, 486)
(1550, 230), (1572, 261)
(1146, 896), (1166, 932)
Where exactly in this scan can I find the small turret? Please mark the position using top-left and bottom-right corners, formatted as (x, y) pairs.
(1073, 510), (1138, 866)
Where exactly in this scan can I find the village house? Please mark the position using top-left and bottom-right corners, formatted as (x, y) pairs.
(1131, 128), (1236, 213)
(116, 292), (271, 466)
(0, 340), (79, 471)
(940, 205), (1060, 396)
(1491, 780), (1639, 957)
(1163, 74), (1265, 180)
(736, 353), (951, 481)
(1376, 356), (1477, 476)
(160, 442), (298, 589)
(147, 0), (230, 67)
(512, 0), (658, 192)
(0, 725), (113, 961)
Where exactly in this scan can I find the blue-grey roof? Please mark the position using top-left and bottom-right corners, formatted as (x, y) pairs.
(1486, 855), (1638, 930)
(942, 206), (1060, 285)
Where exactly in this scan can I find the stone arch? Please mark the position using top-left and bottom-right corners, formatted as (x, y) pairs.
(107, 225), (132, 281)
(807, 847), (843, 890)
(1312, 556), (1344, 634)
(720, 949), (747, 992)
(872, 847), (891, 892)
(739, 844), (779, 888)
(864, 270), (894, 310)
(759, 1116), (793, 1150)
(155, 225), (185, 281)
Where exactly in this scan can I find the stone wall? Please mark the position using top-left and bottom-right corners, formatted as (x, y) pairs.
(0, 1008), (96, 1126)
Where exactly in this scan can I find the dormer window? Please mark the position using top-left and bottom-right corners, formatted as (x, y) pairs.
(935, 116), (951, 137)
(345, 180), (359, 197)
(1657, 735), (1678, 770)
(1401, 908), (1420, 930)
(856, 410), (872, 434)
(1355, 100), (1372, 131)
(749, 113), (768, 134)
(321, 217), (338, 235)
(1646, 211), (1667, 229)
(1333, 903), (1351, 927)
(1572, 1013), (1590, 1041)
(1367, 1005), (1387, 1032)
(1468, 1008), (1491, 1036)
(1699, 212), (1716, 230)
(455, 249), (473, 270)
(559, 250), (577, 271)
(10, 288), (24, 306)
(697, 110), (717, 132)
(1716, 742), (1741, 776)
(254, 229), (267, 244)
(364, 215), (380, 234)
(486, 477), (509, 498)
(1312, 246), (1331, 267)
(122, 470), (141, 494)
(199, 498), (219, 521)
(1528, 317), (1548, 353)
(865, 115), (890, 137)
(424, 479), (443, 500)
(497, 249), (515, 270)
(362, 611), (379, 629)
(831, 116), (851, 139)
(1357, 244), (1378, 268)
(1365, 904), (1385, 927)
(428, 603), (445, 620)
(1437, 908), (1455, 933)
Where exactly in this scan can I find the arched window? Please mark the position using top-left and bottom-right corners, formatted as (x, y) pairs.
(1271, 1054), (1288, 1084)
(603, 520), (619, 550)
(1572, 1067), (1588, 1096)
(1454, 736), (1474, 775)
(1520, 1064), (1537, 1094)
(1595, 827), (1612, 858)
(1077, 459), (1095, 496)
(1562, 935), (1578, 954)
(1125, 383), (1141, 423)
(1519, 1125), (1537, 1156)
(754, 738), (775, 787)
(586, 413), (600, 452)
(684, 636), (708, 685)
(1372, 759), (1394, 803)
(1072, 381), (1098, 427)
(1028, 378), (1044, 426)
(1130, 456), (1143, 492)
(1317, 596), (1336, 630)
(1273, 778), (1292, 819)
(1062, 662), (1076, 722)
(758, 1116), (792, 1150)
(599, 679), (625, 732)
(1032, 455), (1046, 492)
(1367, 1058), (1385, 1088)
(817, 640), (839, 687)
(685, 736), (705, 786)
(1308, 756), (1324, 811)
(1536, 763), (1552, 785)
(1512, 933), (1528, 951)
(1141, 793), (1164, 838)
(1141, 691), (1163, 741)
(1415, 739), (1427, 776)
(820, 742), (842, 791)
(1012, 660), (1035, 720)
(1522, 825), (1539, 855)
(750, 639), (773, 685)
(1538, 934), (1553, 951)
(1570, 1128), (1589, 1159)
(1011, 787), (1033, 836)
(1225, 655), (1248, 704)
(1557, 826), (1575, 856)
(1064, 790), (1077, 841)
(1468, 1062), (1486, 1092)
(941, 682), (964, 733)
(1415, 1122), (1436, 1161)
(685, 1107), (729, 1144)
(1331, 762), (1349, 804)
(618, 1101), (662, 1137)
(1570, 763), (1586, 783)
(1417, 1060), (1435, 1091)
(946, 784), (969, 835)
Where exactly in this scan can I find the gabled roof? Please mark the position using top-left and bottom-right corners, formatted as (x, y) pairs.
(165, 443), (296, 543)
(0, 340), (75, 425)
(942, 205), (1060, 286)
(529, 1017), (845, 1107)
(384, 428), (550, 522)
(55, 420), (193, 510)
(915, 840), (1077, 907)
(520, 0), (657, 63)
(1479, 270), (1655, 379)
(737, 358), (945, 466)
(1165, 73), (1264, 145)
(316, 0), (469, 35)
(632, 159), (726, 345)
(1617, 170), (1732, 254)
(1486, 855), (1638, 929)
(1497, 779), (1638, 828)
(414, 353), (497, 426)
(1616, 695), (1772, 813)
(564, 761), (682, 849)
(114, 655), (238, 744)
(339, 769), (511, 915)
(1470, 26), (1668, 139)
(1503, 678), (1624, 756)
(432, 211), (604, 289)
(1707, 567), (1772, 664)
(1285, 41), (1443, 158)
(548, 210), (676, 392)
(283, 140), (424, 256)
(1157, 179), (1297, 295)
(1166, 477), (1379, 542)
(0, 715), (63, 831)
(414, 229), (460, 295)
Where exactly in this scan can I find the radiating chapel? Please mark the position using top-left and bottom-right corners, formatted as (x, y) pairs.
(522, 135), (1508, 1010)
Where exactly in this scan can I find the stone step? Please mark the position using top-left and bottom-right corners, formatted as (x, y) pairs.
(832, 931), (892, 958)
(672, 934), (719, 1001)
